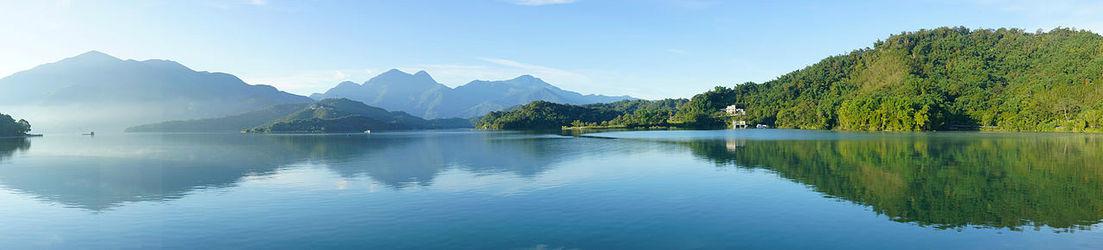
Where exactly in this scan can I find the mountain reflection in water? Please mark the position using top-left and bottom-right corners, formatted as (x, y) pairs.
(0, 138), (29, 162)
(1, 130), (1102, 233)
(0, 132), (599, 211)
(662, 132), (1103, 231)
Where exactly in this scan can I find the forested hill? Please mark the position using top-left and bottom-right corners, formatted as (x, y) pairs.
(673, 27), (1103, 132)
(477, 99), (687, 130)
(248, 98), (473, 133)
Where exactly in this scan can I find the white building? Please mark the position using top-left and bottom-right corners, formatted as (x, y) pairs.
(724, 105), (748, 129)
(724, 105), (746, 116)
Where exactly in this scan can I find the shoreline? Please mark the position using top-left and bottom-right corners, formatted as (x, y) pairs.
(0, 134), (42, 139)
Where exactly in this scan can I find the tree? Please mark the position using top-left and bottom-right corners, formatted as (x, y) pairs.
(0, 113), (31, 136)
(17, 119), (30, 134)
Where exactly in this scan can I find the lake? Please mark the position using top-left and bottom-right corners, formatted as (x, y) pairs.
(0, 130), (1101, 249)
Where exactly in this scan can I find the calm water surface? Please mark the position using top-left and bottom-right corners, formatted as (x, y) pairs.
(0, 130), (1102, 249)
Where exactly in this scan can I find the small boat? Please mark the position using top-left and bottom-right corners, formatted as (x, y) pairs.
(82, 131), (95, 136)
(364, 130), (372, 134)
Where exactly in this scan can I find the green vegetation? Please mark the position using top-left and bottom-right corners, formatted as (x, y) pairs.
(675, 27), (1103, 132)
(677, 134), (1103, 230)
(248, 98), (472, 133)
(593, 99), (687, 128)
(476, 99), (686, 130)
(476, 101), (619, 130)
(0, 113), (31, 137)
(482, 27), (1103, 132)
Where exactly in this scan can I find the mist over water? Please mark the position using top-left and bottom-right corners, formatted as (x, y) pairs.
(1, 104), (210, 133)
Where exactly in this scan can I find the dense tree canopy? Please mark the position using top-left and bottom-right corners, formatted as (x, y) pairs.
(486, 27), (1103, 132)
(675, 27), (1103, 132)
(0, 113), (31, 137)
(477, 101), (621, 130)
(476, 99), (687, 130)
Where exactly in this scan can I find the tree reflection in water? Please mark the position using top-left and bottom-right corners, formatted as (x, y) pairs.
(678, 134), (1103, 231)
(0, 138), (29, 163)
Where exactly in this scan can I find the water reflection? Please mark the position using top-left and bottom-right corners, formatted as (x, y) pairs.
(297, 133), (584, 187)
(5, 130), (1100, 233)
(0, 132), (581, 211)
(674, 133), (1103, 231)
(0, 138), (29, 162)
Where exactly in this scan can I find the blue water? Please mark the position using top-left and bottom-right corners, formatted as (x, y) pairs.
(0, 130), (1101, 249)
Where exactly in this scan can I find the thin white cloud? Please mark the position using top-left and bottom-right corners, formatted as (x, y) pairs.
(509, 0), (577, 6)
(666, 49), (688, 55)
(247, 0), (267, 6)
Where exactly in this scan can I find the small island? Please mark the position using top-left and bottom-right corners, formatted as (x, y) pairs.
(246, 98), (472, 133)
(126, 98), (473, 134)
(477, 99), (686, 130)
(0, 113), (35, 138)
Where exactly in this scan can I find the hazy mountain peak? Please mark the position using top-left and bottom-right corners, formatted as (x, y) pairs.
(60, 50), (122, 64)
(0, 51), (313, 132)
(365, 68), (442, 87)
(366, 69), (418, 85)
(463, 75), (549, 87)
(413, 70), (436, 81)
(380, 68), (411, 76)
(512, 75), (538, 81)
(336, 81), (360, 88)
(138, 59), (192, 71)
(498, 75), (556, 89)
(74, 50), (119, 60)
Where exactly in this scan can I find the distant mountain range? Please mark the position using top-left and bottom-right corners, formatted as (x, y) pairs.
(310, 69), (633, 119)
(0, 51), (629, 132)
(0, 51), (312, 132)
(129, 98), (471, 133)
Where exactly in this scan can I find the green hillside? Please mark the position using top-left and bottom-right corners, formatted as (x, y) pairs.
(249, 98), (472, 133)
(476, 99), (686, 130)
(482, 27), (1103, 132)
(674, 27), (1103, 132)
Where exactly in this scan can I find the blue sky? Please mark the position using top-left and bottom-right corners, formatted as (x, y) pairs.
(2, 0), (1102, 99)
